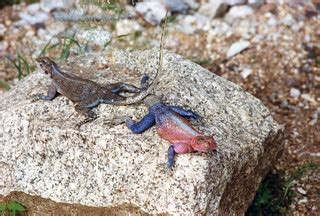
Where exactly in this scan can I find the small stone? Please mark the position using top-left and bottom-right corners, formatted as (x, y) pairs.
(298, 198), (308, 204)
(0, 41), (9, 52)
(163, 0), (198, 13)
(199, 0), (230, 18)
(176, 15), (196, 34)
(40, 0), (65, 12)
(309, 111), (318, 126)
(260, 3), (277, 14)
(5, 20), (12, 26)
(225, 0), (246, 4)
(301, 93), (316, 103)
(267, 15), (278, 26)
(304, 34), (311, 42)
(135, 2), (167, 25)
(227, 5), (254, 18)
(290, 88), (301, 98)
(115, 19), (143, 36)
(297, 187), (307, 195)
(53, 8), (84, 22)
(248, 0), (265, 4)
(76, 27), (112, 50)
(0, 24), (7, 37)
(282, 14), (295, 26)
(18, 11), (49, 25)
(226, 40), (250, 58)
(240, 68), (253, 79)
(27, 3), (41, 14)
(311, 206), (319, 212)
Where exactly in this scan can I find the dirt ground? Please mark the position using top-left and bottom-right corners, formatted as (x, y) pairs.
(0, 1), (319, 215)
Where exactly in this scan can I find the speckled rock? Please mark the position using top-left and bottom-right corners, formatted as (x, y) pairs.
(0, 49), (283, 215)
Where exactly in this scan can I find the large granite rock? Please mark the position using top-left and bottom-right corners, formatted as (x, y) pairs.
(0, 49), (283, 215)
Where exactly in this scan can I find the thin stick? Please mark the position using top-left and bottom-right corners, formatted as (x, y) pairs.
(111, 10), (169, 105)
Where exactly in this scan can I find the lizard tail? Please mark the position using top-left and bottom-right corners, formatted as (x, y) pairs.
(110, 10), (168, 105)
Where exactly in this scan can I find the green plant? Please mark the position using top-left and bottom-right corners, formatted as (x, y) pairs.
(0, 201), (26, 216)
(98, 1), (124, 15)
(8, 53), (34, 80)
(0, 80), (10, 90)
(38, 36), (60, 57)
(166, 15), (177, 23)
(193, 58), (212, 67)
(246, 162), (319, 216)
(60, 31), (81, 60)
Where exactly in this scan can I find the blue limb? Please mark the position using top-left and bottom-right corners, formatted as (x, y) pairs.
(40, 83), (57, 100)
(169, 106), (201, 119)
(167, 145), (175, 169)
(125, 112), (155, 134)
(140, 75), (149, 90)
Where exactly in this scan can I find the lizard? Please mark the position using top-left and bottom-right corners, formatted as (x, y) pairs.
(35, 56), (148, 119)
(125, 94), (217, 168)
(34, 11), (169, 119)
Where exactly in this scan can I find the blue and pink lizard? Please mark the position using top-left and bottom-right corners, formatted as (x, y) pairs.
(125, 90), (217, 168)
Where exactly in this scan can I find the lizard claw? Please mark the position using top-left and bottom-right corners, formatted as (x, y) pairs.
(124, 116), (134, 127)
(75, 110), (97, 129)
(167, 161), (174, 170)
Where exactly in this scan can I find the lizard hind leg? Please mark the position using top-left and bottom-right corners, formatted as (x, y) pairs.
(74, 102), (98, 128)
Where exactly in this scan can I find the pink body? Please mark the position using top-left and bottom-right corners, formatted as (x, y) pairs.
(155, 113), (217, 154)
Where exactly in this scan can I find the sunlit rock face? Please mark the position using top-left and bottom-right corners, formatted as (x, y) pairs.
(0, 48), (283, 215)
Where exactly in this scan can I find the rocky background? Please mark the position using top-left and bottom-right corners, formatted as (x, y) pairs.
(0, 0), (319, 215)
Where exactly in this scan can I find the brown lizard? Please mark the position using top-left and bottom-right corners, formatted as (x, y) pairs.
(35, 56), (149, 118)
(35, 12), (167, 119)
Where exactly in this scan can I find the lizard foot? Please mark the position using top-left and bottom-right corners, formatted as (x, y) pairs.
(75, 116), (97, 129)
(30, 94), (44, 102)
(75, 111), (97, 129)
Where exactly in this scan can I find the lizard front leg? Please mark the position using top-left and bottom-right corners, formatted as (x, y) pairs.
(75, 103), (97, 119)
(74, 102), (98, 128)
(126, 112), (155, 134)
(36, 82), (58, 101)
(167, 143), (194, 169)
(169, 106), (201, 120)
(167, 145), (175, 169)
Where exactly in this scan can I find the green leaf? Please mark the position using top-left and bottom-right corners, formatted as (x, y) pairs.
(0, 203), (7, 211)
(0, 80), (10, 91)
(257, 188), (272, 205)
(7, 201), (26, 212)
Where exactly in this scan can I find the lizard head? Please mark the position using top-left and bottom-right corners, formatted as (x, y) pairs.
(36, 57), (57, 77)
(191, 136), (217, 153)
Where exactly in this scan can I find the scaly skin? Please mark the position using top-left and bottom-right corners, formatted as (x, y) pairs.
(35, 57), (147, 118)
(125, 95), (217, 168)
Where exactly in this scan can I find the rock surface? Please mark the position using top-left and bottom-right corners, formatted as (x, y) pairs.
(0, 49), (283, 215)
